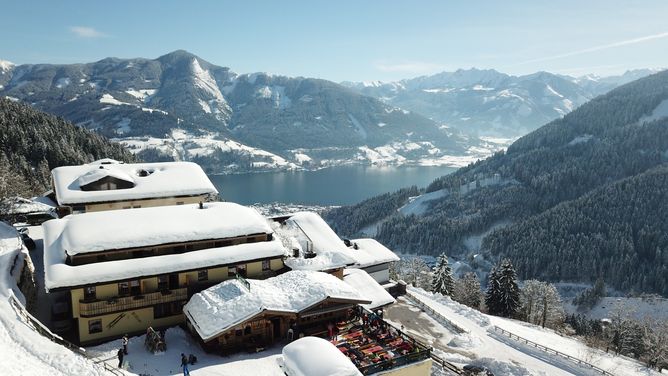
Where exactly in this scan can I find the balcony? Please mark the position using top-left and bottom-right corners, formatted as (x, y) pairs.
(79, 288), (188, 317)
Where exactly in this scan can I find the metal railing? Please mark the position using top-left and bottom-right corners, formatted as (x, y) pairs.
(8, 291), (123, 376)
(405, 291), (467, 334)
(79, 287), (188, 317)
(491, 326), (615, 376)
(430, 352), (463, 375)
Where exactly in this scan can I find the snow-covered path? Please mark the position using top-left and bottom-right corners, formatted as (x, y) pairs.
(406, 287), (660, 376)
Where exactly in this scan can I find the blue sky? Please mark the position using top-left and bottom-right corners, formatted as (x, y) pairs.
(2, 0), (667, 82)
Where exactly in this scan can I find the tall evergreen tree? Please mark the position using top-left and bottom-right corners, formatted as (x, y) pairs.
(485, 258), (520, 317)
(431, 253), (455, 296)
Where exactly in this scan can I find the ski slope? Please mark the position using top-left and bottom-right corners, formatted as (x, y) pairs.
(407, 287), (660, 376)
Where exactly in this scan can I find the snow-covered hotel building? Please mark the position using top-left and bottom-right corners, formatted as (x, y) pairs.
(50, 159), (217, 215)
(42, 202), (286, 345)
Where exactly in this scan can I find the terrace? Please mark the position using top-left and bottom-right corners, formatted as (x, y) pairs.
(331, 309), (431, 375)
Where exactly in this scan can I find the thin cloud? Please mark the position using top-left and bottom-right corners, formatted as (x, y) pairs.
(514, 31), (668, 66)
(375, 61), (448, 75)
(69, 26), (107, 38)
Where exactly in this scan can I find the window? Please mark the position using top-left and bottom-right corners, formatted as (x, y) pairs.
(237, 264), (247, 277)
(88, 319), (102, 334)
(228, 266), (237, 277)
(176, 201), (185, 205)
(130, 280), (141, 295)
(118, 282), (130, 296)
(244, 325), (251, 335)
(262, 260), (271, 271)
(132, 205), (141, 209)
(157, 275), (169, 291)
(84, 286), (96, 301)
(197, 269), (208, 282)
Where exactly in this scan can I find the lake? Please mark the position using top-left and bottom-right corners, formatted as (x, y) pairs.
(209, 165), (457, 206)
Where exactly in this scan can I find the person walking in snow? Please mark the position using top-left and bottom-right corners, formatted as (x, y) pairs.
(122, 334), (129, 355)
(181, 353), (190, 375)
(117, 348), (124, 368)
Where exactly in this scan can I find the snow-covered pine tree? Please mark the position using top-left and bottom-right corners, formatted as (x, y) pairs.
(485, 258), (520, 318)
(453, 272), (482, 309)
(431, 253), (454, 296)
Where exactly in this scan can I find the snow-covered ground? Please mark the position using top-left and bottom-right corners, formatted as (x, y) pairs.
(405, 287), (660, 376)
(88, 327), (284, 376)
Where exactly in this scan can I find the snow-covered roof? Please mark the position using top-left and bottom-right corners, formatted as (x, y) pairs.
(51, 160), (217, 205)
(43, 225), (286, 291)
(0, 197), (55, 215)
(343, 269), (395, 310)
(53, 202), (271, 256)
(345, 238), (400, 268)
(282, 336), (362, 376)
(183, 270), (371, 341)
(275, 212), (356, 271)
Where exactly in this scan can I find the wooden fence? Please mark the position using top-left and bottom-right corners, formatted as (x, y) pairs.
(491, 326), (615, 376)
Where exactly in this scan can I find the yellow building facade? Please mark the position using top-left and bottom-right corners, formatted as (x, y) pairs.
(69, 258), (284, 344)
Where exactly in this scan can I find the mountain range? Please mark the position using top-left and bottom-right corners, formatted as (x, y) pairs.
(0, 51), (486, 174)
(342, 68), (661, 137)
(326, 70), (668, 295)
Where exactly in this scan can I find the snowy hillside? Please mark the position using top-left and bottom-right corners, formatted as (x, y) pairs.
(394, 287), (660, 376)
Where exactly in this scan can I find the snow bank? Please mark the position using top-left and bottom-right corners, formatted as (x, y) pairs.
(282, 336), (361, 376)
(52, 160), (218, 205)
(184, 271), (370, 341)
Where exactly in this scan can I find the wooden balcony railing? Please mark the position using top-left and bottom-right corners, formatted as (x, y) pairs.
(79, 288), (188, 317)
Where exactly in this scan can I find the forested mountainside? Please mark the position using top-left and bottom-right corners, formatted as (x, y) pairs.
(484, 166), (668, 295)
(325, 70), (668, 295)
(0, 50), (478, 173)
(343, 68), (659, 137)
(0, 98), (135, 197)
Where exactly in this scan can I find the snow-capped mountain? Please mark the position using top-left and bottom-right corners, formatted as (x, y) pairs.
(0, 51), (487, 173)
(342, 68), (661, 137)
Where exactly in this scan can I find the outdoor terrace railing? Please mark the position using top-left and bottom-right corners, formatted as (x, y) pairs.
(353, 307), (433, 375)
(357, 348), (431, 375)
(79, 287), (188, 317)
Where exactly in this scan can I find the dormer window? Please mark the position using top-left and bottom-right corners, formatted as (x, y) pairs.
(77, 167), (136, 191)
